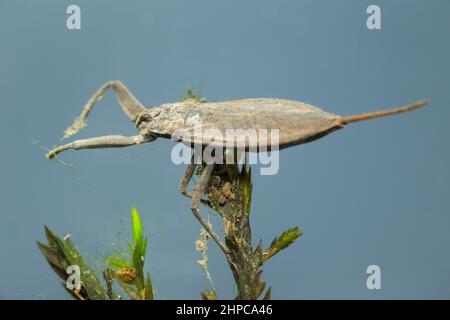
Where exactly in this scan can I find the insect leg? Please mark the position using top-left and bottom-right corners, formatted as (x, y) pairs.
(64, 81), (146, 138)
(191, 163), (230, 255)
(46, 134), (150, 159)
(179, 155), (196, 194)
(179, 155), (213, 208)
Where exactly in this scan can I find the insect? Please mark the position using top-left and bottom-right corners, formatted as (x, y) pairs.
(46, 81), (430, 255)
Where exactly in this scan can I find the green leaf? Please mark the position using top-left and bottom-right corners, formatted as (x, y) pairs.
(44, 225), (60, 249)
(132, 233), (147, 290)
(254, 239), (263, 257)
(131, 207), (143, 246)
(262, 227), (302, 263)
(240, 166), (253, 215)
(37, 226), (107, 300)
(144, 272), (154, 300)
(255, 279), (266, 299)
(36, 241), (67, 279)
(201, 290), (217, 300)
(129, 207), (149, 291)
(142, 237), (148, 260)
(128, 242), (134, 254)
(106, 255), (133, 269)
(59, 234), (107, 300)
(180, 88), (206, 103)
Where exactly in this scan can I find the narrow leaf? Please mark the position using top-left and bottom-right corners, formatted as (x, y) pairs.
(106, 256), (133, 269)
(262, 227), (302, 262)
(37, 226), (107, 300)
(131, 207), (143, 246)
(144, 272), (154, 300)
(132, 234), (146, 290)
(44, 225), (60, 249)
(254, 239), (263, 263)
(240, 166), (253, 215)
(255, 280), (266, 299)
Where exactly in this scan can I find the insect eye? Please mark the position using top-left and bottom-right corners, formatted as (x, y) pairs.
(136, 113), (151, 128)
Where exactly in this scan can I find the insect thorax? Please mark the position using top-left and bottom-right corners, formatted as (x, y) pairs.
(143, 100), (200, 137)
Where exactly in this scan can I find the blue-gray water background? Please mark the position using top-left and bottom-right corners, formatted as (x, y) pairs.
(0, 0), (449, 299)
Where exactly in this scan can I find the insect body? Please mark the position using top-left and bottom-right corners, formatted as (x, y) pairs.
(46, 81), (430, 255)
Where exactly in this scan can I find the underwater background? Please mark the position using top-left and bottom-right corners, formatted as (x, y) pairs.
(0, 0), (449, 299)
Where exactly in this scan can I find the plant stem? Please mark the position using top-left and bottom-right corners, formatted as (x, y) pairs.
(206, 164), (266, 300)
